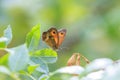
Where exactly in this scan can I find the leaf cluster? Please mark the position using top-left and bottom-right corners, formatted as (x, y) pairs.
(0, 24), (57, 80)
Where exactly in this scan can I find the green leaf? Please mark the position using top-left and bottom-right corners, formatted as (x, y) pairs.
(49, 73), (71, 80)
(103, 63), (120, 80)
(19, 74), (33, 80)
(19, 70), (36, 80)
(34, 49), (57, 57)
(29, 57), (49, 74)
(0, 37), (8, 48)
(55, 66), (84, 75)
(39, 74), (48, 80)
(27, 64), (39, 74)
(31, 70), (43, 80)
(0, 54), (9, 66)
(0, 66), (11, 75)
(86, 58), (113, 73)
(7, 44), (29, 72)
(33, 49), (57, 63)
(26, 24), (40, 52)
(0, 25), (12, 48)
(4, 25), (12, 45)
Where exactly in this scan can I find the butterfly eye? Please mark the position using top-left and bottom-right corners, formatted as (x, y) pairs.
(52, 31), (56, 34)
(60, 33), (63, 35)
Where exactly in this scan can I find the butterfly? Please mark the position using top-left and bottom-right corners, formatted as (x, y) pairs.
(42, 27), (67, 50)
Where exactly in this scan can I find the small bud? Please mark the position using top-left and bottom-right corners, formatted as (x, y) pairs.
(67, 53), (77, 66)
(76, 54), (81, 65)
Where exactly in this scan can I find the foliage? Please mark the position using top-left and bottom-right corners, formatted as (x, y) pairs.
(0, 25), (120, 80)
(0, 25), (57, 80)
(49, 58), (120, 80)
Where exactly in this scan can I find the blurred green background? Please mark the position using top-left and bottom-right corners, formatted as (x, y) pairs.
(0, 0), (120, 71)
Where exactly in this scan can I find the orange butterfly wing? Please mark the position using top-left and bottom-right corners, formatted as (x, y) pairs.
(58, 29), (67, 47)
(42, 28), (59, 49)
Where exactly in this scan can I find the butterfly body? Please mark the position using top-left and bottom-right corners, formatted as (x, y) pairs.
(42, 27), (66, 50)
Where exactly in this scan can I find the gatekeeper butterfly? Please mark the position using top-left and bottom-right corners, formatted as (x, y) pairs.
(42, 27), (66, 50)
